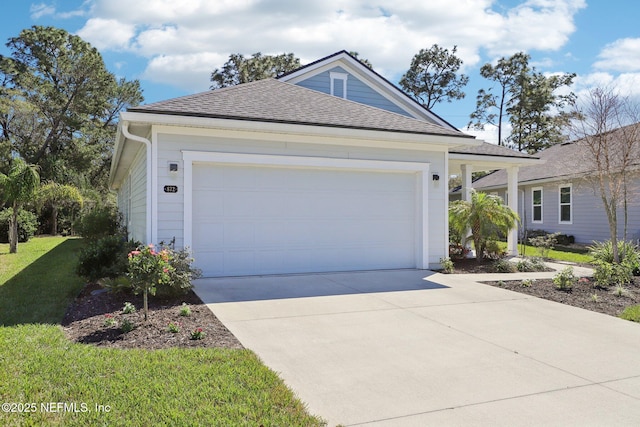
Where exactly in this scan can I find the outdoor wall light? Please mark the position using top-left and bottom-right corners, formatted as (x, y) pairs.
(169, 162), (179, 174)
(432, 173), (440, 181)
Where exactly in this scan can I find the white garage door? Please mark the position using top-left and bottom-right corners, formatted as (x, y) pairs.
(192, 164), (417, 277)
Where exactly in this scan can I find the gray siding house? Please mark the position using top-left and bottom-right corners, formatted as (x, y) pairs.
(470, 126), (640, 244)
(109, 50), (538, 277)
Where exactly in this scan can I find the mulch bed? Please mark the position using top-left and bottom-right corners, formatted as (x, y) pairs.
(449, 257), (640, 318)
(483, 276), (640, 318)
(62, 283), (243, 350)
(62, 258), (639, 349)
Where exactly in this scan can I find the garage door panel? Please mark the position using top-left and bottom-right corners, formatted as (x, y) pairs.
(192, 164), (417, 277)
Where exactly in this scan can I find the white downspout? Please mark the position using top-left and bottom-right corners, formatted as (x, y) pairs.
(121, 121), (153, 244)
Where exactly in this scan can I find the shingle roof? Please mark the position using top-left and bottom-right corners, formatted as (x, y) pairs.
(450, 142), (537, 159)
(473, 123), (640, 188)
(128, 78), (471, 138)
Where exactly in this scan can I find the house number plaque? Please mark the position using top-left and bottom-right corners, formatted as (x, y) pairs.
(164, 185), (178, 193)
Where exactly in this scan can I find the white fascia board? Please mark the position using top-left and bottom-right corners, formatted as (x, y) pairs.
(449, 153), (544, 167)
(108, 123), (125, 189)
(279, 53), (452, 128)
(121, 111), (477, 151)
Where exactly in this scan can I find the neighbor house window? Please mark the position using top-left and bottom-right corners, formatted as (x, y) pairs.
(330, 72), (348, 98)
(532, 187), (543, 223)
(559, 184), (572, 223)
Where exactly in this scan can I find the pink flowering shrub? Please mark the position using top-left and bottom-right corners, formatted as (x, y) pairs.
(127, 243), (201, 320)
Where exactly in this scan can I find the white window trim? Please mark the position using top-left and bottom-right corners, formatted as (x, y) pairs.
(330, 72), (348, 99)
(532, 187), (543, 223)
(181, 151), (431, 269)
(559, 183), (572, 224)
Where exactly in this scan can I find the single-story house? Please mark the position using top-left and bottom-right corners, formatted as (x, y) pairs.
(109, 50), (539, 277)
(468, 124), (640, 244)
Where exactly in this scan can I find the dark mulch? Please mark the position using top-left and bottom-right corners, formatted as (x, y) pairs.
(448, 257), (502, 274)
(62, 283), (243, 350)
(483, 276), (640, 318)
(453, 257), (640, 318)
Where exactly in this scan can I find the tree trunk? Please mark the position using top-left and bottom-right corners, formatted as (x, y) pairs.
(51, 206), (58, 235)
(9, 204), (19, 254)
(143, 288), (148, 321)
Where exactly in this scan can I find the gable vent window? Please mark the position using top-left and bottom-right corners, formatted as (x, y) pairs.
(330, 72), (348, 99)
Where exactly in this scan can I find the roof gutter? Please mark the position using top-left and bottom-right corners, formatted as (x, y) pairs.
(120, 121), (153, 244)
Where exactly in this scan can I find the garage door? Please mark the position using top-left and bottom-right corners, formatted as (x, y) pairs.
(192, 164), (417, 277)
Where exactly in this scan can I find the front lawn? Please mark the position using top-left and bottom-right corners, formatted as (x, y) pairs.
(0, 236), (324, 426)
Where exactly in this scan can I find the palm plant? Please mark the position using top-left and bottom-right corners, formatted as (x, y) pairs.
(449, 190), (519, 263)
(0, 158), (40, 253)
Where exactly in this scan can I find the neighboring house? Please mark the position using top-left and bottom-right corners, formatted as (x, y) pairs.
(469, 125), (640, 244)
(109, 50), (538, 277)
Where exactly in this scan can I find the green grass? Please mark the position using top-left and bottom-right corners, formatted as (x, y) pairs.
(494, 241), (592, 263)
(620, 305), (640, 322)
(0, 237), (325, 426)
(0, 237), (85, 325)
(520, 245), (592, 263)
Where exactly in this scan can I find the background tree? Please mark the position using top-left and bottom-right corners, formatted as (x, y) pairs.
(0, 26), (143, 192)
(0, 158), (39, 253)
(37, 182), (83, 235)
(449, 190), (519, 263)
(569, 87), (640, 263)
(400, 45), (468, 109)
(469, 52), (575, 151)
(348, 51), (373, 69)
(210, 52), (301, 89)
(469, 52), (530, 146)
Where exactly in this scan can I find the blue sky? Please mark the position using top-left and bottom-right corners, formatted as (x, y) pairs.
(1, 1), (639, 142)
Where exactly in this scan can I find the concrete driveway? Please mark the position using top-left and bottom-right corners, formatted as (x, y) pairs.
(194, 268), (640, 426)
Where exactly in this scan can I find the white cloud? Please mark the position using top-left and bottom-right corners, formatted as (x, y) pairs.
(593, 38), (640, 72)
(143, 52), (228, 92)
(30, 3), (56, 19)
(76, 18), (136, 51)
(574, 72), (640, 99)
(70, 0), (586, 92)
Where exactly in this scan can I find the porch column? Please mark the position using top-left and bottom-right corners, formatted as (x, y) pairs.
(507, 166), (519, 256)
(460, 164), (473, 201)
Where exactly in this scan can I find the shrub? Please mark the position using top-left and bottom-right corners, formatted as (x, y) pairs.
(121, 318), (135, 333)
(99, 276), (132, 294)
(521, 278), (535, 287)
(0, 208), (38, 243)
(516, 257), (547, 272)
(76, 206), (123, 242)
(440, 257), (454, 274)
(553, 266), (576, 291)
(76, 236), (138, 283)
(620, 305), (640, 322)
(484, 240), (505, 260)
(528, 232), (560, 258)
(593, 261), (634, 288)
(491, 258), (517, 273)
(127, 243), (201, 319)
(588, 240), (640, 274)
(449, 243), (469, 260)
(155, 244), (202, 297)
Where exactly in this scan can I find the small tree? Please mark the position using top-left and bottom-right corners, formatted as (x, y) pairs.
(37, 182), (83, 235)
(127, 244), (174, 321)
(449, 190), (519, 263)
(0, 158), (40, 253)
(569, 87), (640, 262)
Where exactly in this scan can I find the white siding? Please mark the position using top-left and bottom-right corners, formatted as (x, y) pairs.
(155, 130), (448, 266)
(127, 147), (147, 243)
